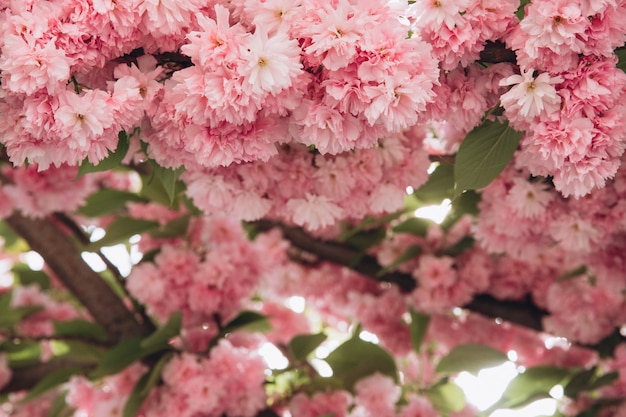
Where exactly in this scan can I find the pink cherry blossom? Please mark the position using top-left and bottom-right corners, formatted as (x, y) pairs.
(0, 34), (71, 95)
(500, 69), (562, 123)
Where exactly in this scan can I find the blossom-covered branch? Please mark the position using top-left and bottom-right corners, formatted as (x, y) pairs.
(252, 220), (549, 331)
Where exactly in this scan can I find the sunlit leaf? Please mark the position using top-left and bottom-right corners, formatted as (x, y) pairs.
(48, 340), (106, 363)
(494, 366), (571, 410)
(436, 343), (508, 376)
(289, 333), (327, 361)
(414, 163), (455, 204)
(426, 380), (466, 413)
(325, 336), (397, 391)
(392, 217), (433, 236)
(221, 311), (271, 335)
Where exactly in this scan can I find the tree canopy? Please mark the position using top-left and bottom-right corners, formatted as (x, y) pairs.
(0, 0), (625, 416)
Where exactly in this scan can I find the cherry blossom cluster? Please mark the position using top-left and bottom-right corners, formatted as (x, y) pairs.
(138, 341), (267, 417)
(473, 161), (626, 343)
(507, 0), (626, 73)
(126, 215), (278, 351)
(501, 56), (626, 197)
(0, 164), (98, 219)
(184, 128), (430, 230)
(8, 284), (83, 338)
(424, 63), (515, 153)
(65, 340), (268, 417)
(146, 0), (439, 170)
(289, 373), (440, 417)
(411, 0), (518, 70)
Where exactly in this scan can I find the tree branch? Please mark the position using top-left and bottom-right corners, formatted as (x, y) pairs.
(5, 213), (151, 343)
(252, 220), (548, 331)
(2, 359), (95, 393)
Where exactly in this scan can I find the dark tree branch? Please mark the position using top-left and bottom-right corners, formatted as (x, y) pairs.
(253, 220), (416, 292)
(479, 41), (517, 64)
(252, 220), (549, 331)
(2, 359), (95, 393)
(5, 212), (152, 344)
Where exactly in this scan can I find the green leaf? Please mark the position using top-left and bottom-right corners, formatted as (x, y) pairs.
(48, 340), (106, 363)
(46, 391), (76, 417)
(0, 220), (25, 251)
(436, 343), (508, 376)
(494, 366), (571, 410)
(343, 227), (387, 251)
(378, 244), (422, 276)
(425, 380), (466, 413)
(414, 163), (455, 204)
(3, 340), (43, 367)
(141, 161), (185, 206)
(441, 190), (481, 231)
(564, 367), (598, 397)
(515, 0), (531, 20)
(442, 236), (475, 256)
(78, 189), (144, 218)
(150, 215), (191, 239)
(87, 217), (159, 250)
(392, 217), (433, 236)
(0, 291), (44, 329)
(54, 319), (108, 342)
(11, 264), (51, 289)
(22, 367), (83, 402)
(123, 352), (172, 417)
(558, 265), (587, 282)
(324, 336), (397, 391)
(89, 338), (146, 379)
(77, 131), (130, 179)
(221, 311), (271, 335)
(585, 371), (619, 391)
(140, 311), (182, 351)
(409, 310), (430, 354)
(288, 333), (327, 361)
(454, 120), (522, 192)
(617, 49), (626, 73)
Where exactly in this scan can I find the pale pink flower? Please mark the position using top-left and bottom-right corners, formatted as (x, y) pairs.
(286, 193), (344, 230)
(399, 394), (439, 417)
(549, 213), (600, 253)
(414, 255), (457, 290)
(239, 29), (303, 95)
(290, 391), (352, 417)
(413, 0), (471, 31)
(303, 0), (365, 70)
(245, 0), (302, 34)
(352, 373), (401, 417)
(544, 278), (624, 344)
(500, 69), (562, 121)
(519, 0), (587, 51)
(55, 89), (116, 150)
(504, 178), (554, 219)
(0, 34), (71, 94)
